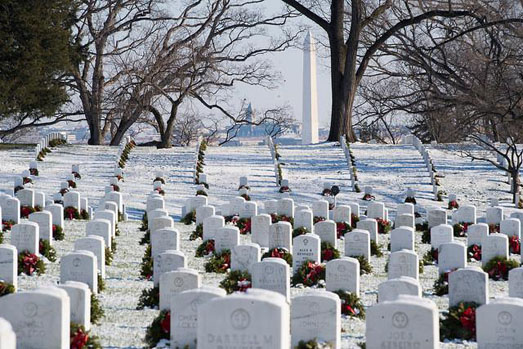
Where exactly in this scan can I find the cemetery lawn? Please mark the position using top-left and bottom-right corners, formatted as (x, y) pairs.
(1, 142), (519, 348)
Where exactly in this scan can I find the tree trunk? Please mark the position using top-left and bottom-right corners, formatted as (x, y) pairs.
(110, 119), (134, 146)
(87, 113), (102, 145)
(158, 102), (180, 149)
(327, 34), (346, 142)
(512, 170), (520, 204)
(158, 122), (174, 148)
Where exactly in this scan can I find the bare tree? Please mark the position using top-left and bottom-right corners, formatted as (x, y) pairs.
(352, 1), (523, 144)
(459, 125), (522, 204)
(281, 0), (523, 142)
(68, 0), (167, 145)
(107, 0), (299, 148)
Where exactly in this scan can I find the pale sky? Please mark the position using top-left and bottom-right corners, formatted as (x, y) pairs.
(238, 44), (332, 128)
(232, 0), (333, 128)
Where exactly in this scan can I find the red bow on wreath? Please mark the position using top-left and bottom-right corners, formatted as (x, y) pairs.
(161, 312), (171, 334)
(343, 304), (356, 316)
(71, 328), (89, 349)
(270, 248), (284, 258)
(65, 207), (76, 220)
(22, 253), (39, 275)
(459, 307), (476, 335)
(239, 220), (251, 234)
(304, 262), (323, 284)
(205, 241), (215, 255)
(237, 279), (252, 292)
(488, 261), (508, 280)
(470, 245), (481, 260)
(509, 236), (520, 254)
(220, 254), (231, 271)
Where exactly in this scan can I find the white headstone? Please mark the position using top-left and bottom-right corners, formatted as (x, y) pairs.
(294, 209), (313, 232)
(378, 276), (421, 303)
(264, 200), (278, 215)
(500, 218), (521, 238)
(0, 245), (17, 290)
(214, 226), (240, 254)
(367, 202), (385, 219)
(344, 229), (370, 260)
(231, 243), (261, 273)
(467, 223), (489, 246)
(430, 224), (454, 250)
(159, 268), (201, 311)
(395, 214), (415, 230)
(197, 289), (290, 349)
(312, 200), (329, 219)
(388, 249), (419, 280)
(0, 287), (70, 349)
(333, 205), (351, 225)
(60, 250), (98, 294)
(171, 286), (226, 349)
(448, 267), (488, 306)
(0, 317), (16, 349)
(196, 205), (215, 225)
(477, 298), (523, 348)
(153, 250), (186, 286)
(325, 257), (359, 295)
(147, 197), (165, 213)
(16, 188), (35, 207)
(1, 197), (19, 224)
(509, 267), (523, 299)
(397, 203), (415, 216)
(314, 220), (337, 247)
(11, 222), (39, 254)
(240, 202), (258, 218)
(291, 290), (340, 348)
(292, 233), (320, 273)
(149, 216), (173, 234)
(277, 198), (294, 218)
(453, 205), (477, 224)
(356, 219), (378, 242)
(58, 281), (91, 330)
(34, 191), (45, 209)
(29, 211), (52, 244)
(45, 204), (64, 228)
(86, 219), (112, 250)
(486, 206), (504, 225)
(428, 209), (447, 228)
(251, 214), (271, 248)
(366, 296), (439, 349)
(390, 227), (414, 252)
(438, 242), (467, 274)
(74, 236), (105, 279)
(251, 258), (290, 302)
(269, 221), (293, 250)
(151, 228), (180, 260)
(63, 191), (80, 210)
(482, 233), (509, 266)
(202, 215), (225, 241)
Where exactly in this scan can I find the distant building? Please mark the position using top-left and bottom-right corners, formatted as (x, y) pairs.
(237, 103), (278, 138)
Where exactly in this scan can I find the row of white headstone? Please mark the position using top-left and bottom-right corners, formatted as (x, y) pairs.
(2, 281), (523, 349)
(0, 138), (134, 348)
(0, 189), (123, 348)
(404, 134), (443, 200)
(193, 136), (204, 183)
(339, 135), (359, 192)
(267, 136), (283, 186)
(34, 132), (66, 159)
(144, 179), (523, 349)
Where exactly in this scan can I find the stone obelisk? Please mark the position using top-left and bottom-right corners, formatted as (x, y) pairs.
(302, 31), (319, 145)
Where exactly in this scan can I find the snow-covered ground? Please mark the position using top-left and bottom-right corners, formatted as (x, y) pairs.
(0, 141), (520, 348)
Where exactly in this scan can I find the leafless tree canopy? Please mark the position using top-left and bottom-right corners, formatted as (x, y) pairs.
(355, 0), (523, 143)
(281, 0), (523, 142)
